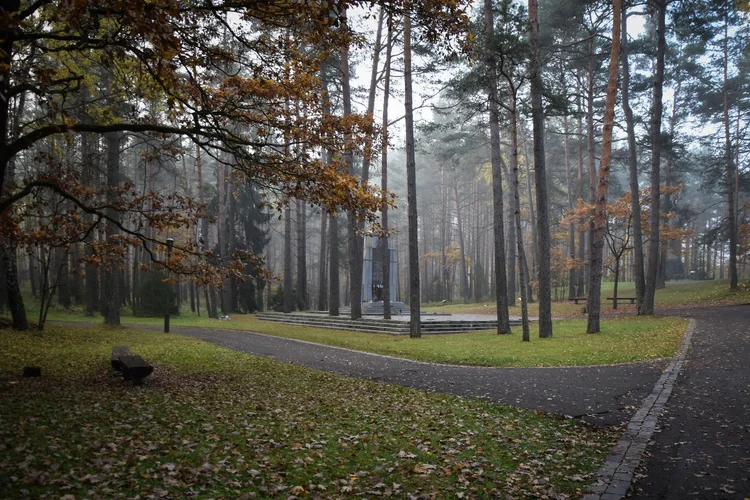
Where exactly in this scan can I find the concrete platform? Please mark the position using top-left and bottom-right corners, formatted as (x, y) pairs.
(256, 311), (521, 334)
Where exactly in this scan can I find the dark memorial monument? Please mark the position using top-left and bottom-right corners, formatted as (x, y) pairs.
(361, 237), (406, 314)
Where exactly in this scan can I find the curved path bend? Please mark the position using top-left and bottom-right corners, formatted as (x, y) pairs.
(166, 323), (666, 427)
(62, 304), (748, 498)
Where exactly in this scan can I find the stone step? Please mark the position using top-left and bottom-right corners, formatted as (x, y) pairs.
(256, 312), (518, 335)
(257, 312), (406, 327)
(256, 316), (411, 334)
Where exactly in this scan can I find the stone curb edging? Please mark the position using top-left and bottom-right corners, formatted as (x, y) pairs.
(583, 318), (696, 500)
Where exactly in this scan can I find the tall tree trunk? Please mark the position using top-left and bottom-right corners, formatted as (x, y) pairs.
(564, 111), (576, 300)
(641, 2), (666, 315)
(454, 183), (470, 304)
(660, 77), (681, 287)
(441, 165), (448, 301)
(587, 0), (621, 333)
(283, 203), (293, 313)
(622, 5), (645, 308)
(256, 278), (265, 312)
(56, 248), (71, 309)
(0, 0), (18, 194)
(576, 88), (586, 297)
(218, 160), (231, 314)
(225, 169), (235, 312)
(362, 9), (384, 187)
(296, 199), (308, 310)
(209, 286), (218, 319)
(189, 277), (196, 313)
(321, 67), (340, 316)
(318, 209), (328, 310)
(528, 0), (552, 338)
(0, 28), (28, 329)
(0, 252), (8, 314)
(723, 12), (738, 290)
(103, 131), (122, 326)
(511, 129), (531, 342)
(483, 0), (511, 332)
(196, 142), (213, 318)
(329, 213), (340, 316)
(586, 37), (596, 297)
(521, 127), (538, 285)
(421, 204), (429, 300)
(404, 8), (421, 338)
(381, 16), (392, 319)
(509, 96), (528, 308)
(506, 160), (517, 306)
(81, 133), (100, 316)
(340, 34), (363, 320)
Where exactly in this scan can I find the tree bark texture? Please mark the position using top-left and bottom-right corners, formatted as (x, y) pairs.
(622, 4), (645, 308)
(483, 0), (511, 333)
(0, 11), (28, 329)
(641, 3), (666, 315)
(564, 113), (576, 300)
(586, 39), (596, 297)
(381, 16), (392, 320)
(296, 199), (308, 310)
(528, 0), (552, 338)
(723, 13), (738, 289)
(329, 213), (340, 316)
(587, 0), (621, 333)
(404, 10), (421, 338)
(454, 183), (470, 304)
(511, 128), (531, 342)
(341, 40), (363, 320)
(576, 90), (586, 297)
(318, 209), (328, 311)
(103, 131), (122, 326)
(283, 203), (293, 313)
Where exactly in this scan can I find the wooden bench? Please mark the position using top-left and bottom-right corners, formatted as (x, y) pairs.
(568, 297), (587, 305)
(111, 346), (131, 370)
(111, 346), (153, 385)
(606, 297), (637, 305)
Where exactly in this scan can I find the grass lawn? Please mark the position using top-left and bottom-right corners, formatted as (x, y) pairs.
(19, 289), (691, 368)
(0, 325), (618, 499)
(41, 311), (687, 367)
(423, 279), (750, 317)
(204, 315), (686, 367)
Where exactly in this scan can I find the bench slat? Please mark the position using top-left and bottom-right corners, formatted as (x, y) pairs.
(119, 355), (153, 385)
(111, 346), (132, 370)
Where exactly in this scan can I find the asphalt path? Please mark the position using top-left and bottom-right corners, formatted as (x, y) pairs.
(629, 305), (750, 499)
(161, 323), (666, 427)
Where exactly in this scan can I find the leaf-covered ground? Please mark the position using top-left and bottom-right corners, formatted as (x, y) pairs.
(0, 325), (618, 499)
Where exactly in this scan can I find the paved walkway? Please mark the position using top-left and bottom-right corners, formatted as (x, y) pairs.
(63, 304), (749, 497)
(163, 324), (666, 427)
(628, 305), (750, 499)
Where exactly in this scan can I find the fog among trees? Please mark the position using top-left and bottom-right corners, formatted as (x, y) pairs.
(0, 0), (748, 335)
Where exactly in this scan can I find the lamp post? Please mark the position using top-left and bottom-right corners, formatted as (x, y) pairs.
(165, 237), (174, 333)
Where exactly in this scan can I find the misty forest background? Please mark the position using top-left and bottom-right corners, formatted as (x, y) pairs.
(0, 0), (748, 336)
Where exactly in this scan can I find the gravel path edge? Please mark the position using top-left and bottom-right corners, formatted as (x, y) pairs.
(583, 318), (696, 500)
